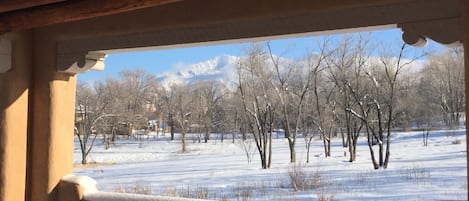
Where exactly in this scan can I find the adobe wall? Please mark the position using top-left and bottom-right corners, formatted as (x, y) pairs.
(27, 29), (76, 201)
(0, 30), (31, 201)
(0, 29), (77, 201)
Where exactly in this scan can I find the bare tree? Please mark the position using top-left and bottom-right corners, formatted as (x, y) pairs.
(119, 69), (157, 132)
(266, 43), (300, 163)
(157, 86), (177, 140)
(236, 134), (256, 164)
(75, 81), (113, 164)
(344, 40), (424, 169)
(413, 69), (439, 146)
(237, 44), (275, 169)
(171, 84), (193, 153)
(419, 48), (464, 129)
(326, 35), (368, 162)
(223, 91), (244, 143)
(99, 78), (128, 144)
(301, 99), (317, 163)
(376, 42), (425, 168)
(305, 40), (337, 158)
(192, 80), (223, 143)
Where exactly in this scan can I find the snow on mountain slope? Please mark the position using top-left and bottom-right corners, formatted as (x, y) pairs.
(156, 55), (239, 89)
(155, 54), (426, 91)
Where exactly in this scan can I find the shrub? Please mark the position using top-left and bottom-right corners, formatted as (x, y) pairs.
(288, 163), (328, 191)
(399, 165), (431, 181)
(317, 190), (335, 201)
(114, 181), (152, 195)
(160, 184), (210, 199)
(233, 183), (253, 201)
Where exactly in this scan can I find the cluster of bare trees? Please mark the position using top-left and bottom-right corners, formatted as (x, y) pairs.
(76, 34), (464, 169)
(153, 80), (227, 153)
(234, 37), (385, 169)
(75, 69), (157, 164)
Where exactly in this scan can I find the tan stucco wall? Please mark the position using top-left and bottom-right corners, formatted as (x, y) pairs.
(0, 31), (32, 201)
(0, 29), (76, 201)
(27, 29), (76, 201)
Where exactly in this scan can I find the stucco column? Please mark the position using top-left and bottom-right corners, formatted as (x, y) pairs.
(0, 31), (32, 201)
(463, 0), (469, 200)
(26, 30), (77, 201)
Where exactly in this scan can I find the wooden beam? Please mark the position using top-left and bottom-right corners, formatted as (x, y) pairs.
(0, 0), (65, 13)
(0, 0), (181, 33)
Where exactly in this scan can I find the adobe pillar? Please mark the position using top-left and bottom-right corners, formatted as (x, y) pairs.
(0, 31), (31, 201)
(27, 29), (77, 201)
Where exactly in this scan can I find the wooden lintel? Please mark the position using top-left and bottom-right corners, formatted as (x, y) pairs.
(0, 0), (182, 33)
(0, 0), (65, 13)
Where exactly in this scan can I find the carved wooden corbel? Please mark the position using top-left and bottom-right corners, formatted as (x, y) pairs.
(0, 38), (12, 73)
(398, 18), (461, 47)
(58, 51), (107, 74)
(402, 30), (427, 47)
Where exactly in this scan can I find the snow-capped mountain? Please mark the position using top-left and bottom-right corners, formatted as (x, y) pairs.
(156, 55), (239, 89)
(155, 54), (426, 90)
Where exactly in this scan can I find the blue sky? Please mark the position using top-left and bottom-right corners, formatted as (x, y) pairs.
(77, 28), (442, 82)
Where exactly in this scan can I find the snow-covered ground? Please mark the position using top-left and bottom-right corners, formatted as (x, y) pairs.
(74, 130), (467, 201)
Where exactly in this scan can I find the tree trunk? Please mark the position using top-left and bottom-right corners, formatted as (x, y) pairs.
(324, 128), (332, 157)
(263, 131), (268, 169)
(169, 113), (175, 140)
(367, 129), (379, 169)
(170, 122), (175, 140)
(258, 146), (266, 169)
(347, 132), (354, 162)
(341, 128), (347, 157)
(268, 130), (273, 168)
(383, 130), (391, 168)
(378, 132), (384, 167)
(322, 137), (328, 157)
(350, 145), (356, 162)
(327, 134), (331, 157)
(81, 148), (87, 165)
(352, 137), (358, 161)
(204, 126), (210, 143)
(253, 129), (267, 169)
(182, 128), (187, 153)
(233, 117), (238, 143)
(78, 123), (89, 165)
(346, 114), (356, 162)
(242, 126), (247, 141)
(288, 139), (296, 163)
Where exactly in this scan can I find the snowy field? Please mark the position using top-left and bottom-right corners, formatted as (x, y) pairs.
(74, 130), (467, 201)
